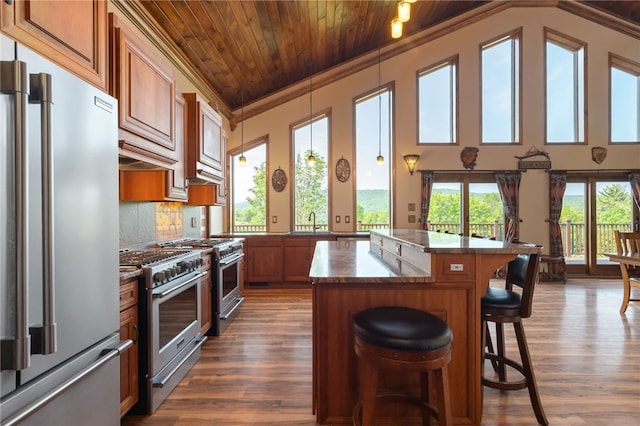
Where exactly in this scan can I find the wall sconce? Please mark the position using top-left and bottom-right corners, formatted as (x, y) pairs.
(403, 154), (420, 175)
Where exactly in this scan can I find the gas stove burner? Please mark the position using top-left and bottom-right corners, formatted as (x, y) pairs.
(158, 238), (235, 249)
(119, 249), (196, 268)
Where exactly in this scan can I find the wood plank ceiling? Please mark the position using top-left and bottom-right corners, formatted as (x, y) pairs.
(137, 0), (640, 114)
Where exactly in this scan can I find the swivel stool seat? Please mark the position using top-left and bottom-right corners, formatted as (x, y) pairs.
(481, 248), (548, 426)
(352, 306), (453, 426)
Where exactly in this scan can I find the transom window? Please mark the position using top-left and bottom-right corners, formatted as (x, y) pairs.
(480, 29), (521, 144)
(418, 56), (458, 144)
(610, 54), (640, 143)
(545, 28), (586, 144)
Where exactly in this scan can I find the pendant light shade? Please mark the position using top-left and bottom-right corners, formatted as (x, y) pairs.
(391, 17), (402, 39)
(397, 1), (411, 23)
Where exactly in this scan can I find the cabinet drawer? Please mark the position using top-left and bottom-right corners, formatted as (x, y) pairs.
(119, 279), (138, 311)
(247, 236), (284, 248)
(284, 237), (309, 247)
(434, 254), (475, 282)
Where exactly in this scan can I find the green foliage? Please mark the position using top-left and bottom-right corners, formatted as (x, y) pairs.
(596, 184), (632, 223)
(234, 161), (267, 225)
(294, 150), (328, 226)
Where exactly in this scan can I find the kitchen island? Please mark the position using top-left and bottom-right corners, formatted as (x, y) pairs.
(309, 229), (540, 425)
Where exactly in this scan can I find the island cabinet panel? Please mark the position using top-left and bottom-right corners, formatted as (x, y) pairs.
(245, 236), (284, 283)
(184, 93), (225, 184)
(313, 282), (476, 425)
(1, 0), (108, 90)
(109, 14), (177, 169)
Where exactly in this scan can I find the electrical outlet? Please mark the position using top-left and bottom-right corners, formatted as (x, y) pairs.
(449, 264), (464, 271)
(345, 216), (350, 223)
(272, 216), (277, 223)
(336, 215), (341, 223)
(191, 217), (197, 228)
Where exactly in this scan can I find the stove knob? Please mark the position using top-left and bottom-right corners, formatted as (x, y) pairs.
(169, 267), (177, 277)
(154, 271), (166, 283)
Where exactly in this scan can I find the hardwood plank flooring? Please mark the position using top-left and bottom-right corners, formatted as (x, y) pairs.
(121, 279), (639, 425)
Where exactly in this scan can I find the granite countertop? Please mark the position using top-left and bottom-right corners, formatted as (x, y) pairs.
(371, 229), (541, 254)
(309, 240), (433, 284)
(119, 267), (143, 282)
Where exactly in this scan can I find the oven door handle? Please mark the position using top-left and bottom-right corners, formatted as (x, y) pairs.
(219, 252), (244, 265)
(153, 272), (206, 299)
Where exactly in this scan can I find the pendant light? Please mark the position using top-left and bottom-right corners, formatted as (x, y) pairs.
(397, 1), (411, 23)
(308, 60), (315, 166)
(376, 49), (384, 166)
(391, 17), (402, 39)
(238, 91), (246, 167)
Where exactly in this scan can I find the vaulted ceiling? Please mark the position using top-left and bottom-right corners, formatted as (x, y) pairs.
(128, 1), (640, 117)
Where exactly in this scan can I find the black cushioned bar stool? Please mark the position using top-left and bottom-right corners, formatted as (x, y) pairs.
(352, 306), (453, 426)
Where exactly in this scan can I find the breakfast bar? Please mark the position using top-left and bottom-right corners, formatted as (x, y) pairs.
(309, 229), (540, 425)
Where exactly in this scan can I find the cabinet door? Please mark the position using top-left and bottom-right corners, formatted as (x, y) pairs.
(119, 304), (138, 417)
(1, 0), (107, 90)
(184, 93), (224, 183)
(109, 14), (176, 169)
(200, 269), (212, 336)
(284, 238), (311, 282)
(167, 93), (188, 200)
(215, 130), (227, 205)
(247, 246), (283, 282)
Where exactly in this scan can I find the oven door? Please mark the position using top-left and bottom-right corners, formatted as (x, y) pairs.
(149, 270), (205, 375)
(217, 253), (244, 329)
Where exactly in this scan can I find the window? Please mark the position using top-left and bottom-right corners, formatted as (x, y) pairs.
(418, 56), (458, 144)
(292, 114), (329, 231)
(355, 85), (392, 230)
(427, 174), (505, 238)
(610, 54), (640, 143)
(230, 141), (267, 232)
(545, 28), (586, 143)
(481, 30), (521, 144)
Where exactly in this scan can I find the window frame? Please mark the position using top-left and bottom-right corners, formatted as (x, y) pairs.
(544, 27), (587, 145)
(479, 28), (522, 145)
(417, 55), (459, 145)
(609, 53), (640, 144)
(353, 82), (394, 230)
(290, 109), (332, 232)
(228, 135), (270, 233)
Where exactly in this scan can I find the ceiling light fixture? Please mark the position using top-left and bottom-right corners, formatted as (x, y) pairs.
(403, 154), (420, 175)
(238, 91), (246, 167)
(391, 17), (402, 39)
(397, 1), (411, 23)
(376, 48), (384, 166)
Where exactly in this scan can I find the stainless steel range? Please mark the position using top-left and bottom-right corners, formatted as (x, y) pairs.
(158, 238), (244, 336)
(119, 249), (207, 414)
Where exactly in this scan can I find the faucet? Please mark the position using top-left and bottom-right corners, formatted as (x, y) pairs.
(308, 211), (317, 232)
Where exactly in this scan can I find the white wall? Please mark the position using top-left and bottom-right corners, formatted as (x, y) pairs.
(227, 5), (640, 245)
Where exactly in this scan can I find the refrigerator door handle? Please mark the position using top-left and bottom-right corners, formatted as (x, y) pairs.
(1, 339), (133, 426)
(28, 72), (57, 356)
(0, 59), (31, 371)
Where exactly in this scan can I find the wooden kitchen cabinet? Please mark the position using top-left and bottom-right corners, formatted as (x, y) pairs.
(118, 93), (188, 202)
(199, 254), (213, 336)
(119, 277), (139, 417)
(184, 93), (225, 184)
(109, 14), (177, 169)
(1, 0), (108, 90)
(245, 236), (284, 283)
(284, 236), (336, 282)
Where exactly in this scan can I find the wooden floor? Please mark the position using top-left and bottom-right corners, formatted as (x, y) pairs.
(121, 279), (639, 425)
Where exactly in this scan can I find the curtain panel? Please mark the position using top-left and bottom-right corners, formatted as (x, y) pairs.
(547, 170), (567, 282)
(495, 171), (521, 242)
(420, 171), (435, 230)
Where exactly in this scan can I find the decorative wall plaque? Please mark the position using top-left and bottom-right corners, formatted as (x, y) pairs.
(515, 147), (551, 170)
(591, 147), (607, 164)
(271, 167), (287, 192)
(461, 147), (479, 170)
(335, 157), (351, 182)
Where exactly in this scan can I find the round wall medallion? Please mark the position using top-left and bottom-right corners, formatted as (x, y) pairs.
(335, 158), (351, 182)
(271, 168), (288, 192)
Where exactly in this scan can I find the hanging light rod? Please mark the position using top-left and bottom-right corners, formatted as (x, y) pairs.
(238, 90), (246, 166)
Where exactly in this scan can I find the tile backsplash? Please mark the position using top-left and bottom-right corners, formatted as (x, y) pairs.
(119, 201), (204, 248)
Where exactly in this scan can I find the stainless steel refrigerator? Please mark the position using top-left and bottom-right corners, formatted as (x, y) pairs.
(1, 34), (130, 425)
